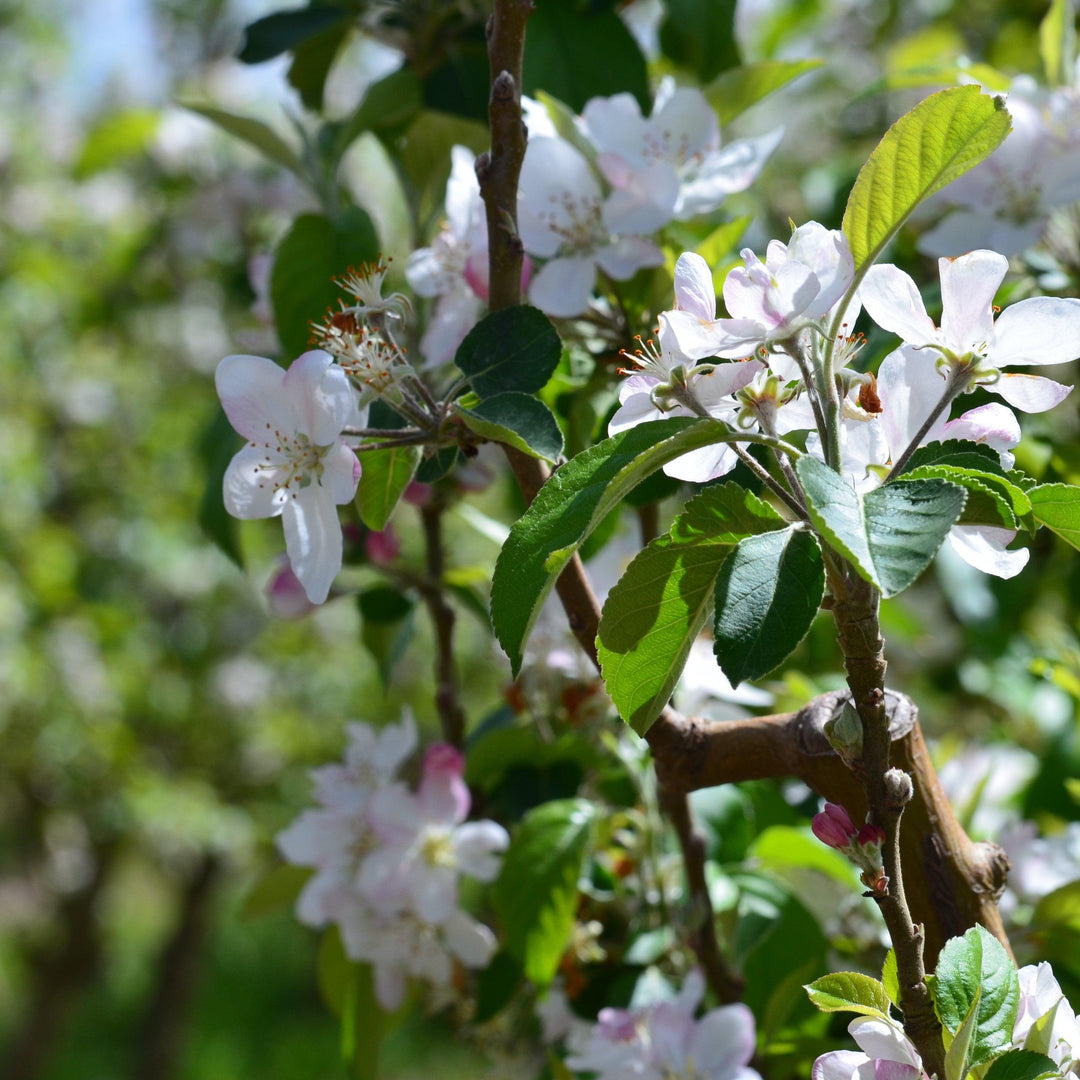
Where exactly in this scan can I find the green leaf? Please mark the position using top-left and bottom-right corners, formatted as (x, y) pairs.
(713, 527), (824, 686)
(1030, 484), (1080, 550)
(659, 0), (739, 83)
(934, 925), (1020, 1068)
(804, 972), (894, 1019)
(491, 798), (596, 987)
(597, 484), (785, 735)
(455, 393), (565, 463)
(199, 407), (244, 566)
(356, 445), (421, 531)
(535, 90), (600, 165)
(237, 5), (350, 64)
(358, 587), (415, 686)
(240, 863), (312, 919)
(333, 66), (424, 158)
(491, 417), (735, 676)
(750, 826), (858, 887)
(523, 0), (649, 113)
(1040, 0), (1077, 87)
(945, 989), (982, 1080)
(74, 108), (159, 178)
(474, 950), (523, 1024)
(454, 306), (562, 399)
(422, 41), (492, 123)
(287, 18), (352, 111)
(985, 1050), (1062, 1080)
(842, 85), (1011, 272)
(181, 102), (304, 176)
(797, 456), (966, 598)
(270, 208), (379, 357)
(706, 59), (823, 126)
(883, 950), (900, 1007)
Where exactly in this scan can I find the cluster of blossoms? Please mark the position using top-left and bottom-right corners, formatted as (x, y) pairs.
(406, 79), (782, 362)
(275, 713), (508, 1009)
(813, 961), (1080, 1080)
(811, 803), (887, 894)
(611, 221), (1080, 577)
(542, 968), (761, 1080)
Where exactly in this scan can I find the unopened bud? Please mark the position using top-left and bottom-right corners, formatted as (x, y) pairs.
(825, 702), (864, 759)
(884, 768), (914, 808)
(812, 803), (857, 849)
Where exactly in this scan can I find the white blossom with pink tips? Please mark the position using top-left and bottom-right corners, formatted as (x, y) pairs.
(859, 250), (1080, 414)
(564, 968), (761, 1080)
(216, 350), (362, 604)
(811, 1015), (924, 1080)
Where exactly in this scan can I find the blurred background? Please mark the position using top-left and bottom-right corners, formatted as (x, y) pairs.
(3, 0), (1080, 1077)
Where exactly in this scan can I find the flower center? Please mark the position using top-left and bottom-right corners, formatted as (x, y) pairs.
(420, 828), (455, 869)
(253, 426), (332, 498)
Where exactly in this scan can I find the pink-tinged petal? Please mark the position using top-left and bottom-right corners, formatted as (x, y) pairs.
(419, 769), (470, 825)
(849, 1017), (922, 1069)
(939, 250), (1007, 353)
(281, 487), (343, 604)
(674, 252), (717, 321)
(322, 441), (362, 504)
(595, 235), (665, 280)
(528, 256), (597, 318)
(283, 351), (354, 443)
(442, 909), (497, 968)
(991, 373), (1072, 413)
(859, 265), (938, 347)
(596, 150), (636, 188)
(947, 526), (1029, 579)
(991, 296), (1080, 367)
(690, 1004), (757, 1074)
(872, 1062), (923, 1080)
(372, 963), (407, 1010)
(423, 743), (465, 781)
(662, 309), (764, 361)
(812, 803), (855, 848)
(223, 443), (288, 519)
(943, 402), (1020, 453)
(453, 821), (510, 882)
(216, 353), (293, 440)
(267, 559), (318, 619)
(786, 222), (854, 318)
(812, 1050), (867, 1080)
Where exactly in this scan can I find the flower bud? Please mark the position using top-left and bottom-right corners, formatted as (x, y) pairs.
(812, 803), (857, 849)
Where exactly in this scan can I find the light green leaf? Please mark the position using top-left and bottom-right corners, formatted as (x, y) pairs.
(1040, 0), (1077, 87)
(240, 863), (312, 920)
(985, 1050), (1062, 1080)
(491, 417), (737, 676)
(797, 456), (966, 598)
(356, 445), (421, 531)
(842, 85), (1011, 272)
(181, 101), (304, 176)
(804, 971), (894, 1019)
(74, 108), (159, 178)
(713, 526), (825, 686)
(1030, 484), (1080, 549)
(706, 59), (823, 126)
(883, 950), (900, 1007)
(491, 799), (596, 987)
(750, 826), (859, 887)
(455, 393), (564, 463)
(945, 988), (982, 1080)
(934, 925), (1020, 1067)
(597, 484), (785, 735)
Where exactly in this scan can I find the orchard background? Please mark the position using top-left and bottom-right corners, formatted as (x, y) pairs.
(4, 1), (1080, 1079)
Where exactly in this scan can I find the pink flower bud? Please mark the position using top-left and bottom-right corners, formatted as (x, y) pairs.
(266, 560), (317, 619)
(812, 803), (857, 849)
(403, 481), (433, 506)
(423, 743), (465, 780)
(856, 824), (886, 848)
(420, 743), (470, 822)
(364, 526), (400, 565)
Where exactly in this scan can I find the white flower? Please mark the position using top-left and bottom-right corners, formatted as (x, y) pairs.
(1014, 962), (1080, 1071)
(216, 350), (362, 604)
(518, 135), (665, 318)
(583, 77), (782, 232)
(811, 1015), (924, 1080)
(859, 250), (1080, 414)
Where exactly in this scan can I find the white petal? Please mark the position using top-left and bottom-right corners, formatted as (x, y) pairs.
(811, 1050), (866, 1080)
(582, 92), (648, 162)
(223, 443), (287, 519)
(445, 144), (480, 237)
(216, 353), (292, 440)
(528, 256), (597, 317)
(674, 252), (717, 321)
(412, 863), (458, 923)
(690, 1004), (757, 1076)
(373, 963), (407, 1010)
(321, 442), (362, 505)
(663, 441), (738, 483)
(283, 350), (354, 443)
(608, 385), (666, 435)
(676, 127), (783, 217)
(442, 909), (496, 968)
(876, 345), (949, 459)
(991, 373), (1072, 413)
(453, 820), (510, 882)
(942, 402), (1021, 461)
(419, 289), (484, 368)
(404, 246), (447, 298)
(518, 137), (600, 257)
(785, 222), (854, 318)
(947, 525), (1029, 579)
(601, 163), (679, 233)
(939, 250), (1007, 353)
(594, 235), (665, 280)
(991, 296), (1080, 367)
(281, 488), (344, 604)
(662, 309), (764, 361)
(918, 210), (1045, 258)
(859, 264), (938, 347)
(849, 1017), (922, 1069)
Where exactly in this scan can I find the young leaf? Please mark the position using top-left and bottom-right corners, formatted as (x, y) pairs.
(945, 989), (982, 1080)
(984, 1050), (1062, 1080)
(706, 59), (823, 126)
(181, 102), (304, 176)
(934, 925), (1020, 1067)
(455, 393), (565, 463)
(271, 209), (379, 357)
(797, 456), (966, 598)
(237, 5), (350, 64)
(713, 527), (825, 686)
(1030, 484), (1080, 550)
(453, 306), (562, 399)
(883, 950), (901, 1007)
(842, 85), (1011, 272)
(491, 417), (736, 675)
(356, 445), (421, 531)
(1040, 0), (1077, 87)
(598, 484), (786, 735)
(491, 799), (596, 987)
(804, 972), (893, 1019)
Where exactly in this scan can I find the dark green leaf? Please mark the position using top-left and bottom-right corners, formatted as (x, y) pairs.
(804, 972), (893, 1018)
(523, 0), (649, 113)
(356, 445), (421, 531)
(798, 456), (966, 598)
(706, 60), (823, 126)
(199, 407), (244, 566)
(238, 5), (350, 64)
(415, 446), (459, 483)
(934, 925), (1019, 1067)
(659, 0), (739, 84)
(181, 101), (304, 175)
(1030, 484), (1080, 550)
(454, 306), (562, 399)
(456, 393), (565, 463)
(287, 19), (352, 110)
(474, 950), (523, 1023)
(358, 587), (415, 685)
(713, 527), (824, 686)
(598, 484), (785, 734)
(492, 798), (596, 986)
(986, 1050), (1062, 1080)
(491, 417), (737, 675)
(271, 208), (379, 357)
(422, 42), (491, 123)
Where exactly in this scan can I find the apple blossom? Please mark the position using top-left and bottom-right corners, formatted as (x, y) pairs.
(1014, 962), (1080, 1070)
(812, 1015), (925, 1080)
(216, 350), (362, 604)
